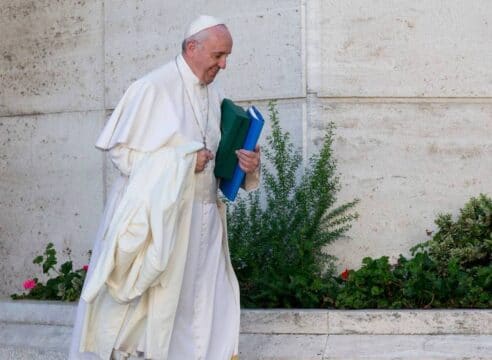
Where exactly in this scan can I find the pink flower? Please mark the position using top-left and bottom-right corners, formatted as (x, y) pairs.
(341, 268), (350, 281)
(23, 278), (37, 290)
(82, 265), (89, 271)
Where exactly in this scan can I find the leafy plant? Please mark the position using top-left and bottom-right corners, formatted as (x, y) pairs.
(11, 243), (90, 302)
(336, 253), (492, 309)
(335, 256), (402, 309)
(227, 101), (359, 308)
(412, 194), (492, 271)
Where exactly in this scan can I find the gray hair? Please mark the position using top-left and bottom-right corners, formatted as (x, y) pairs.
(181, 24), (228, 53)
(181, 30), (208, 53)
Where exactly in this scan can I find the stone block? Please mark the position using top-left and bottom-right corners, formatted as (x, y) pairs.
(328, 310), (492, 335)
(317, 1), (492, 97)
(0, 111), (105, 297)
(0, 0), (104, 116)
(239, 334), (327, 360)
(324, 335), (492, 359)
(0, 300), (76, 326)
(241, 309), (328, 335)
(0, 346), (67, 360)
(104, 0), (303, 108)
(307, 100), (492, 269)
(0, 323), (71, 352)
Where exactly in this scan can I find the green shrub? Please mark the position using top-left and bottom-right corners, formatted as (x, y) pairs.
(395, 252), (441, 308)
(227, 101), (359, 308)
(413, 194), (492, 271)
(336, 253), (492, 309)
(335, 256), (403, 309)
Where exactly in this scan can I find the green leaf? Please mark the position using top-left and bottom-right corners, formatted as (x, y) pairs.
(60, 261), (73, 275)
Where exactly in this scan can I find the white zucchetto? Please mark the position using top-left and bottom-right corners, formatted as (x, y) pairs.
(184, 15), (225, 39)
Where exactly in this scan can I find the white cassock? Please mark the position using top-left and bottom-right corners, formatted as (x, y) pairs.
(69, 54), (259, 360)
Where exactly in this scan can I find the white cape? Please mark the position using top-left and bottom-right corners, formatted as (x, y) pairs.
(78, 139), (202, 359)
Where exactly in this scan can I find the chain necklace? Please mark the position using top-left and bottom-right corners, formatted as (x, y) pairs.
(175, 56), (209, 149)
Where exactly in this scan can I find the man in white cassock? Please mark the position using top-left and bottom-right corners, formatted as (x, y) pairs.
(69, 15), (260, 360)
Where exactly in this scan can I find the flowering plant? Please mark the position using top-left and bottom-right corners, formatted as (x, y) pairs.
(340, 269), (350, 281)
(23, 278), (37, 290)
(11, 242), (90, 302)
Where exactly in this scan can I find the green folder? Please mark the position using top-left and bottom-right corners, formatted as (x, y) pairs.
(214, 99), (251, 180)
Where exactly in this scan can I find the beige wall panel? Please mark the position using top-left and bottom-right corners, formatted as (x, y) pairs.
(308, 101), (492, 269)
(0, 111), (105, 296)
(317, 1), (492, 97)
(0, 1), (104, 116)
(104, 0), (303, 108)
(238, 99), (305, 151)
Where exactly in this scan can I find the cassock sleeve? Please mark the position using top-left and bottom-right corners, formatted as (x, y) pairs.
(242, 167), (261, 191)
(109, 144), (139, 176)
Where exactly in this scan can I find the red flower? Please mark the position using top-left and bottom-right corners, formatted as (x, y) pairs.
(341, 268), (350, 281)
(82, 265), (89, 271)
(23, 278), (37, 290)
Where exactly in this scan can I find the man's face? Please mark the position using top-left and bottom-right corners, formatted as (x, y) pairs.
(187, 26), (233, 85)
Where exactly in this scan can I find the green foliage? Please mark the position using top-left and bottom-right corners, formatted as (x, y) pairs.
(336, 194), (491, 309)
(335, 256), (401, 309)
(412, 194), (492, 271)
(11, 243), (89, 302)
(33, 242), (57, 274)
(227, 101), (359, 308)
(336, 253), (492, 309)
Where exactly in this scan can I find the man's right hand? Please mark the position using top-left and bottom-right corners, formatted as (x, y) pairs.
(195, 148), (214, 173)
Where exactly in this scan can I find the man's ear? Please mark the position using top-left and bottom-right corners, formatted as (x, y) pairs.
(186, 40), (197, 55)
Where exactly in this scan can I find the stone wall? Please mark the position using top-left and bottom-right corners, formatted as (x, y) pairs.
(1, 1), (491, 296)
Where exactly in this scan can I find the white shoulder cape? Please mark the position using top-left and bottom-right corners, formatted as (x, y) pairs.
(95, 56), (222, 152)
(79, 139), (202, 359)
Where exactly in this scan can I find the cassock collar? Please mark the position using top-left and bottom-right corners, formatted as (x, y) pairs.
(176, 54), (204, 88)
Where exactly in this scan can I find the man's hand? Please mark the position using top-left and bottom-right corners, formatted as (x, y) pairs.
(236, 145), (260, 174)
(195, 149), (214, 173)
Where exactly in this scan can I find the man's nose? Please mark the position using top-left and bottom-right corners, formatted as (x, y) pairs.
(218, 56), (227, 69)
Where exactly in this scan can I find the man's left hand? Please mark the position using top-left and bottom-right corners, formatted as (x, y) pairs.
(236, 145), (260, 174)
